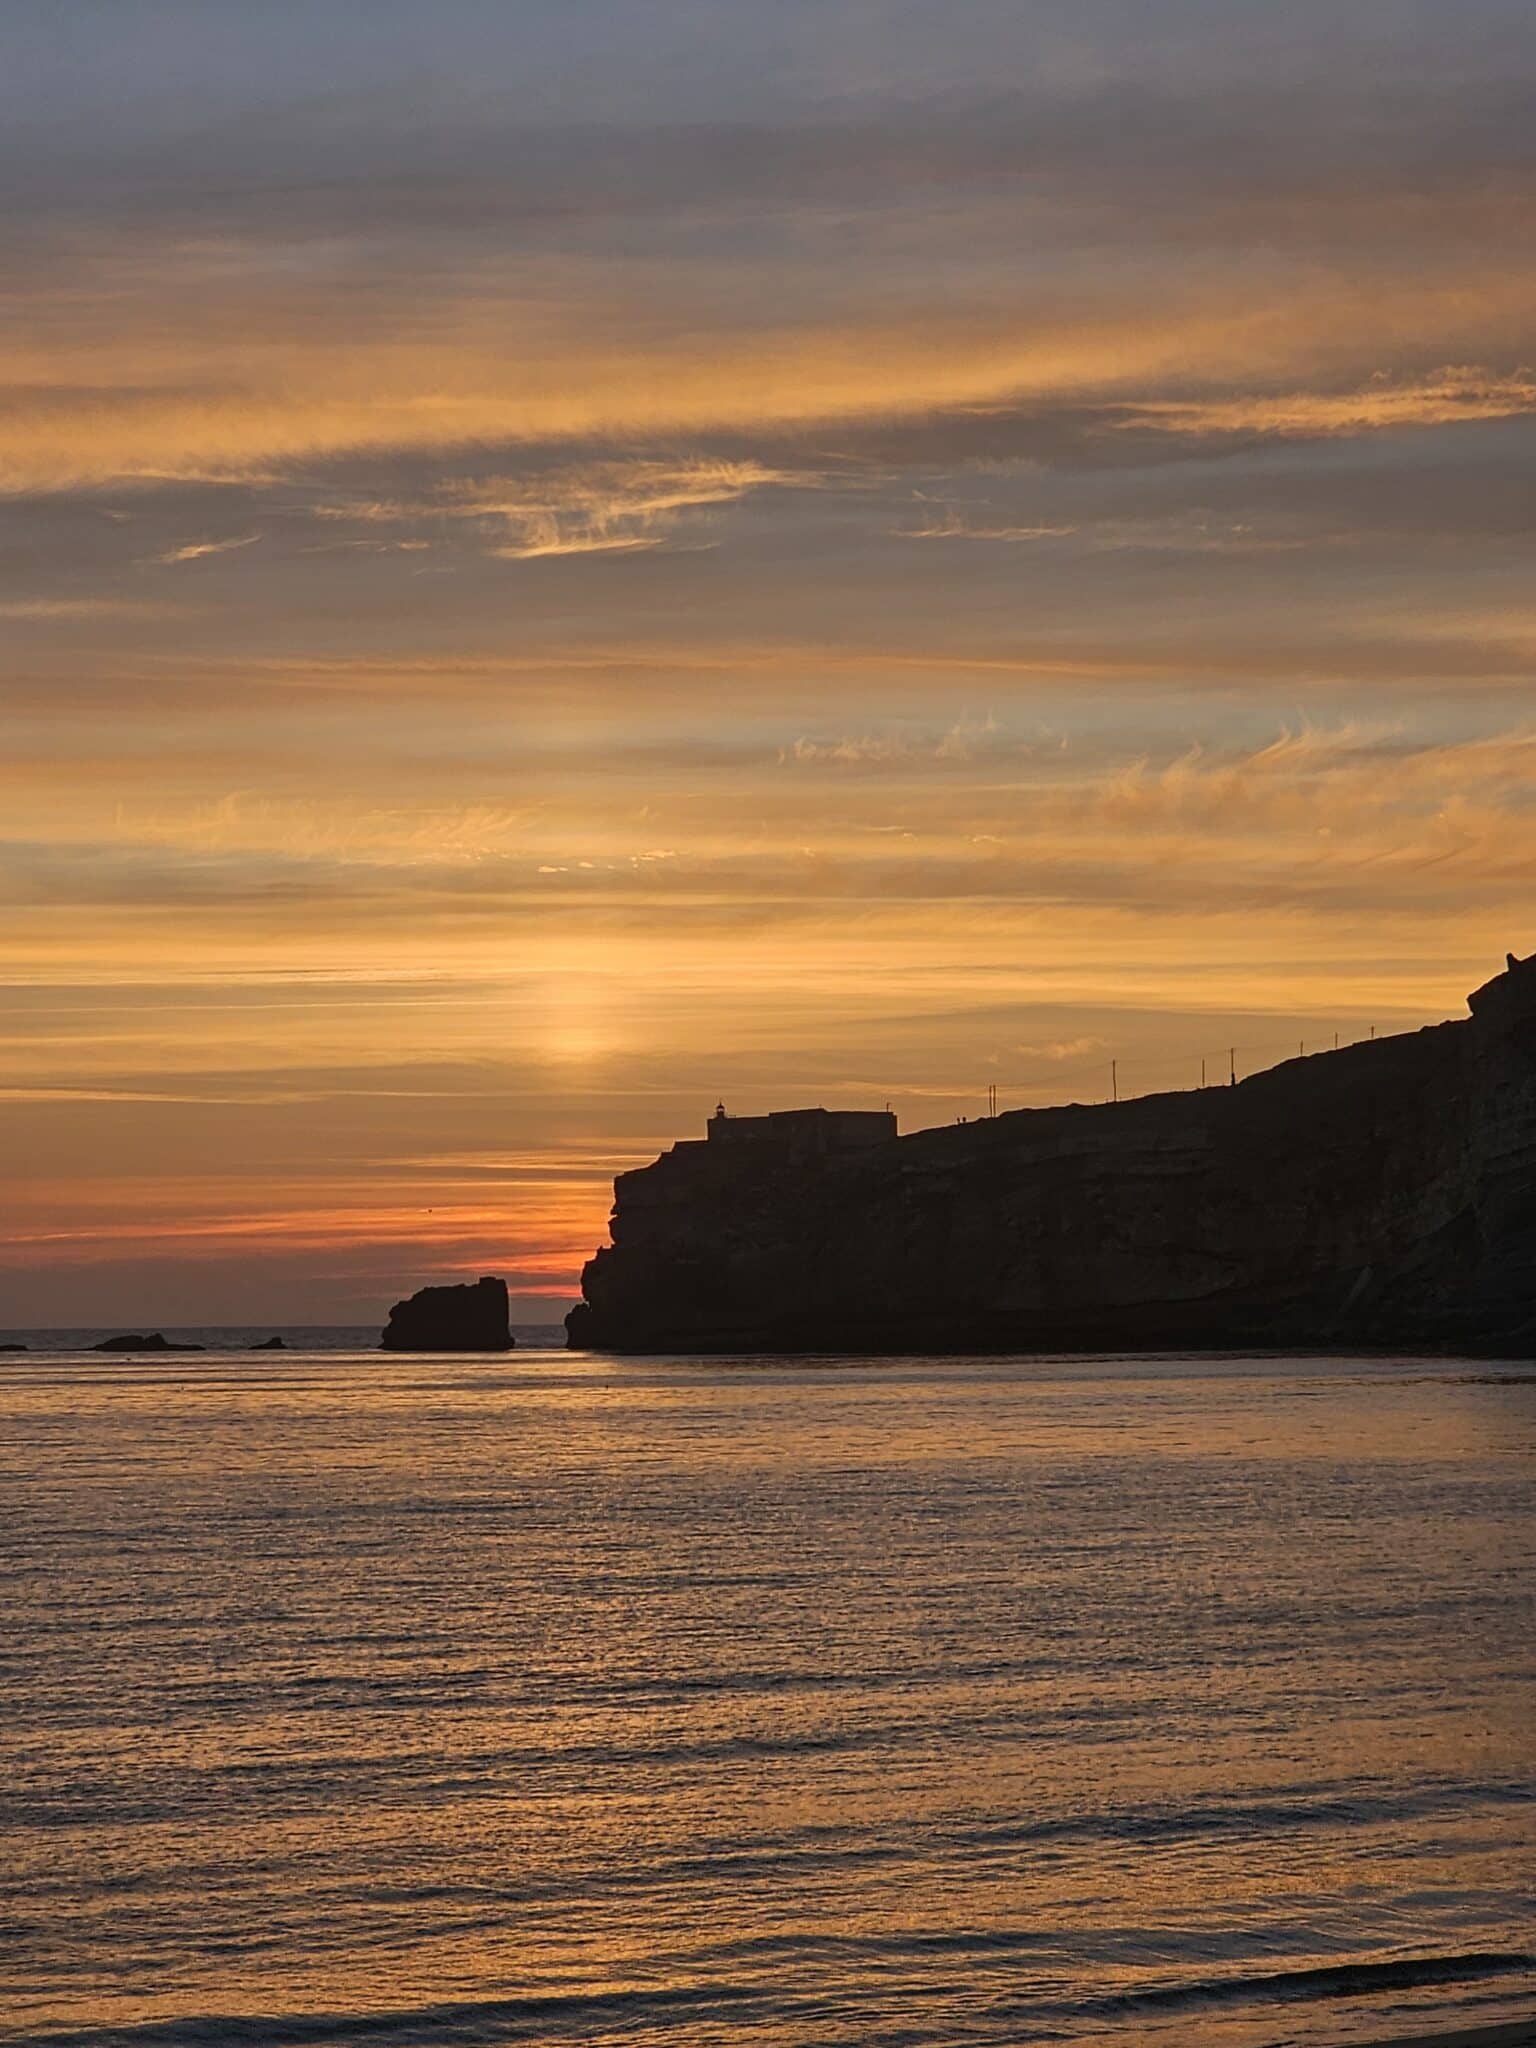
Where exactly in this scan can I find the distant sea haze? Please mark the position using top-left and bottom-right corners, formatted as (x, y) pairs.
(2, 1344), (1532, 2047)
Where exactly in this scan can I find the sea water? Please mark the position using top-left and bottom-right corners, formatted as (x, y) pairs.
(2, 1344), (1531, 2047)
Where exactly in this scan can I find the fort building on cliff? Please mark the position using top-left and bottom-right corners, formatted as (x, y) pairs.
(705, 1104), (898, 1157)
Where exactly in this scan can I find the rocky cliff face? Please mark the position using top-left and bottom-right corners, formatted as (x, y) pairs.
(567, 954), (1536, 1356)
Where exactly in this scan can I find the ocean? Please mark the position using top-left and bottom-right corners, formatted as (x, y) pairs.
(2, 1342), (1532, 2047)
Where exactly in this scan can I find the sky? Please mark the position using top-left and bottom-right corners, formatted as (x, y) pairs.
(3, 0), (1534, 1326)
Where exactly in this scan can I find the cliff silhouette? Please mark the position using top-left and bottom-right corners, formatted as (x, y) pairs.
(567, 951), (1536, 1357)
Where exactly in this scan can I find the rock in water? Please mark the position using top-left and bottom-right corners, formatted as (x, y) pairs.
(254, 1335), (286, 1349)
(92, 1333), (205, 1352)
(380, 1276), (514, 1352)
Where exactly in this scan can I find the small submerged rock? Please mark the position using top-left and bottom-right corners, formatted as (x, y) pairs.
(380, 1276), (514, 1352)
(253, 1335), (286, 1350)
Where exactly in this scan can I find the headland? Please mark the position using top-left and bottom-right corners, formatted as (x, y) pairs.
(567, 950), (1536, 1356)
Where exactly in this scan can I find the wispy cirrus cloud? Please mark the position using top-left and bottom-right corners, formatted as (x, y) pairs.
(147, 532), (262, 566)
(4, 247), (1532, 494)
(783, 713), (1002, 765)
(1115, 366), (1536, 441)
(897, 510), (1079, 543)
(0, 597), (182, 619)
(298, 457), (798, 560)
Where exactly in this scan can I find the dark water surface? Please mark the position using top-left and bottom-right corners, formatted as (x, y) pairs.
(2, 1346), (1532, 2047)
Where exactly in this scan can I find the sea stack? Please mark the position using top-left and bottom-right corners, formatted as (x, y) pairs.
(567, 950), (1536, 1357)
(380, 1276), (515, 1352)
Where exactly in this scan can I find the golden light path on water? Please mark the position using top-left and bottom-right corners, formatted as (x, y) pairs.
(3, 1344), (1532, 2047)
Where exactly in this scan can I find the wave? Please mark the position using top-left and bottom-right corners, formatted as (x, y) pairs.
(21, 1979), (774, 2048)
(26, 1951), (1535, 2048)
(1075, 1947), (1535, 2019)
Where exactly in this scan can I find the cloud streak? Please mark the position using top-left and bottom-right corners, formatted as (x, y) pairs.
(148, 532), (263, 566)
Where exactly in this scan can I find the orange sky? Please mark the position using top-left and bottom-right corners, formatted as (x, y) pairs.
(3, 2), (1534, 1323)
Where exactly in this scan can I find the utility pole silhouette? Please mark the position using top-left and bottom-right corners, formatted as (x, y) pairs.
(1111, 1059), (1118, 1103)
(1229, 1047), (1237, 1086)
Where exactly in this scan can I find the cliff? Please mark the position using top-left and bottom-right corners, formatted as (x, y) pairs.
(566, 953), (1536, 1357)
